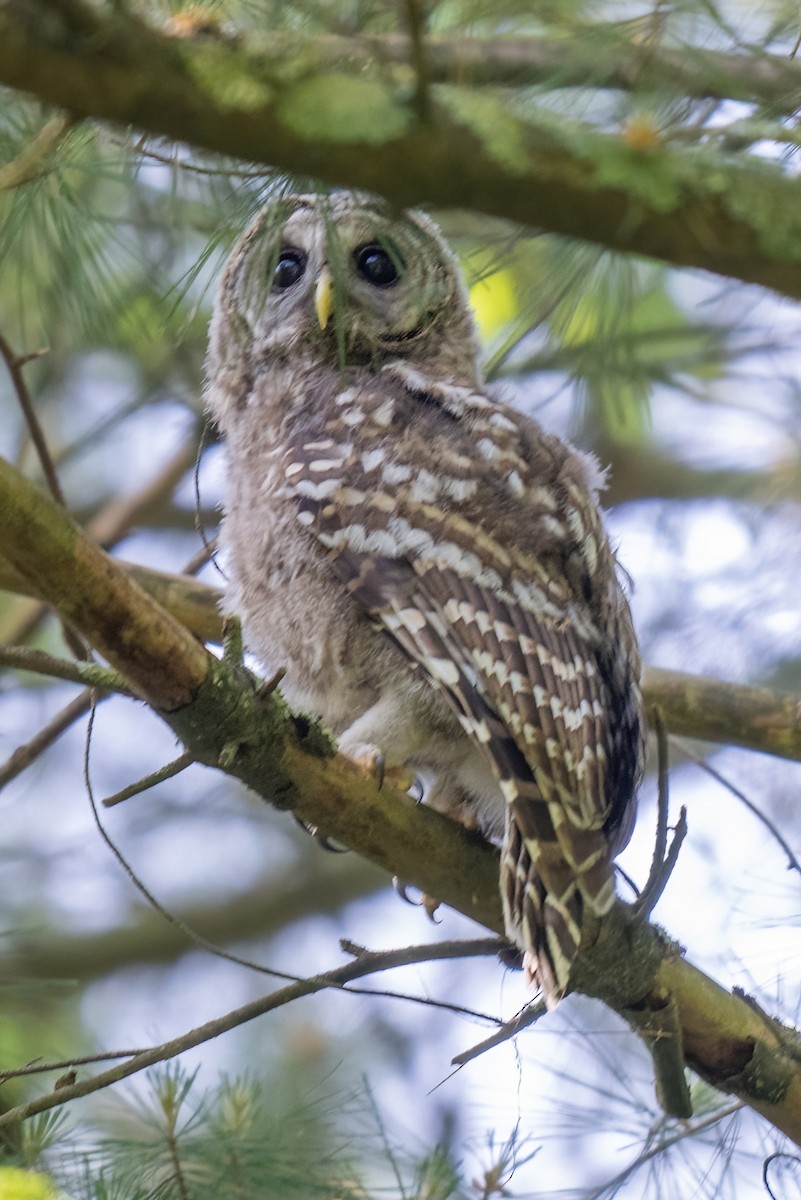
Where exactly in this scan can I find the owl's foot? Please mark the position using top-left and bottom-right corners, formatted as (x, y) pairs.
(345, 745), (415, 794)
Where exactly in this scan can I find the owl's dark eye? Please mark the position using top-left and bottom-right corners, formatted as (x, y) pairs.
(272, 250), (306, 291)
(354, 244), (400, 287)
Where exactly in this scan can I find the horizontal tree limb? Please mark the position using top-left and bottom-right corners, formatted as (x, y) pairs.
(3, 454), (801, 1140)
(646, 666), (801, 764)
(598, 440), (801, 507)
(3, 2), (801, 297)
(307, 30), (801, 114)
(2, 551), (798, 764)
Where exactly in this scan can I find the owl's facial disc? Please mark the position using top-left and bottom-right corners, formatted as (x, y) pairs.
(219, 194), (480, 386)
(240, 199), (458, 358)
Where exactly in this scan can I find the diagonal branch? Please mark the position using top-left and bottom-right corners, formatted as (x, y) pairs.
(3, 3), (801, 297)
(0, 111), (73, 190)
(10, 858), (386, 981)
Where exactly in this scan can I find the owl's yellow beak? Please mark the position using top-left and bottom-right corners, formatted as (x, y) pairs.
(315, 267), (334, 330)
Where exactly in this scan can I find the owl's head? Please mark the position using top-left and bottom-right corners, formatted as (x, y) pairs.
(207, 192), (482, 397)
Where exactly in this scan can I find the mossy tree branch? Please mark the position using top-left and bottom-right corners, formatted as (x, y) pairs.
(3, 2), (801, 297)
(3, 453), (801, 1141)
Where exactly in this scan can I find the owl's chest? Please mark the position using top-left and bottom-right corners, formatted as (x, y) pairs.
(223, 444), (341, 614)
(221, 438), (395, 722)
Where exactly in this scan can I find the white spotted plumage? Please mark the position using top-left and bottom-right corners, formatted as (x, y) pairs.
(206, 191), (645, 1007)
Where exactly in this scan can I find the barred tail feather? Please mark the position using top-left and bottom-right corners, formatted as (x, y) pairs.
(500, 806), (614, 1008)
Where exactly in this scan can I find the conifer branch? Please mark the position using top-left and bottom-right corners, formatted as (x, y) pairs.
(0, 112), (73, 190)
(3, 2), (801, 297)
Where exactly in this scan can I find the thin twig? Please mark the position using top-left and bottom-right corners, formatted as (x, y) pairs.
(0, 645), (131, 693)
(0, 330), (91, 658)
(87, 705), (507, 1026)
(193, 421), (223, 577)
(636, 708), (670, 915)
(181, 538), (217, 577)
(0, 689), (99, 791)
(83, 700), (310, 986)
(342, 982), (502, 1023)
(0, 334), (63, 505)
(585, 1101), (743, 1199)
(0, 1050), (148, 1082)
(635, 711), (687, 918)
(0, 937), (502, 1128)
(451, 1000), (547, 1067)
(101, 752), (195, 807)
(660, 806), (687, 888)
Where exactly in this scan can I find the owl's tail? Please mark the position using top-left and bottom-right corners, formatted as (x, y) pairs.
(500, 806), (615, 1009)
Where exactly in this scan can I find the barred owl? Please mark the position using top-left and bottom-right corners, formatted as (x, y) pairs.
(206, 192), (645, 1007)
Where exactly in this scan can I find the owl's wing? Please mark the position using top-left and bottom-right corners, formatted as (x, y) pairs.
(284, 427), (638, 1004)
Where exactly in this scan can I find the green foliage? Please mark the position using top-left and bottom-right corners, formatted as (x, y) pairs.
(279, 76), (411, 142)
(0, 99), (258, 363)
(7, 1067), (470, 1200)
(459, 231), (728, 443)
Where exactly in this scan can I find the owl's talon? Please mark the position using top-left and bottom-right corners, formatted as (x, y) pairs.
(391, 877), (442, 921)
(384, 763), (416, 792)
(346, 746), (415, 794)
(393, 876), (418, 905)
(317, 835), (349, 853)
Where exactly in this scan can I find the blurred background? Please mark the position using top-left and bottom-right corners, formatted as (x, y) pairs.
(1, 2), (801, 1196)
